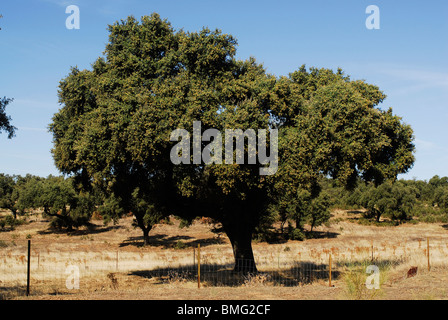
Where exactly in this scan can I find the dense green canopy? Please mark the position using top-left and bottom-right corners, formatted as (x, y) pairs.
(50, 13), (415, 271)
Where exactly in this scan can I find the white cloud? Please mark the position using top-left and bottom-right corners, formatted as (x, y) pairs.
(40, 0), (82, 7)
(343, 62), (448, 93)
(414, 138), (448, 158)
(414, 138), (440, 152)
(377, 67), (448, 93)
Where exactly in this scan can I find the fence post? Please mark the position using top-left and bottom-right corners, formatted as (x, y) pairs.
(329, 254), (332, 287)
(427, 237), (430, 272)
(26, 240), (31, 296)
(197, 243), (201, 288)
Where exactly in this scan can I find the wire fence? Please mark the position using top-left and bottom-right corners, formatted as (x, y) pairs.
(1, 238), (447, 299)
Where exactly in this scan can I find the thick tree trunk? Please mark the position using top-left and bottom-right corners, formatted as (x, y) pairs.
(10, 208), (17, 220)
(44, 206), (73, 231)
(134, 213), (152, 246)
(375, 211), (382, 222)
(224, 222), (257, 273)
(142, 228), (150, 246)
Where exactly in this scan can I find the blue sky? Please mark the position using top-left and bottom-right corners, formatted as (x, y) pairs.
(0, 0), (447, 180)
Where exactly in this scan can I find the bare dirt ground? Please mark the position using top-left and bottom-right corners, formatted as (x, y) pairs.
(1, 209), (448, 300)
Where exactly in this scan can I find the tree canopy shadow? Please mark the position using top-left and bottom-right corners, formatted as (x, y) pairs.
(259, 229), (340, 244)
(305, 230), (339, 240)
(119, 233), (226, 248)
(0, 285), (28, 300)
(36, 223), (124, 236)
(128, 260), (340, 287)
(346, 210), (365, 215)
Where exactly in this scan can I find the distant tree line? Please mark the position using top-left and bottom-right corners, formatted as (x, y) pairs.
(324, 175), (448, 225)
(2, 172), (447, 236)
(0, 174), (98, 231)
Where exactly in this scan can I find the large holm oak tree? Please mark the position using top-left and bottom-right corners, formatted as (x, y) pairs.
(50, 13), (415, 272)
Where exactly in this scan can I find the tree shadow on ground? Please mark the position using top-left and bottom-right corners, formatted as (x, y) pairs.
(36, 223), (124, 236)
(0, 286), (28, 300)
(260, 230), (340, 244)
(305, 230), (340, 240)
(0, 284), (80, 299)
(346, 210), (365, 215)
(129, 261), (340, 287)
(119, 234), (226, 249)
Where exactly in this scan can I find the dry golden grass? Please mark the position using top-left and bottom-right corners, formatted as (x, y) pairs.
(1, 209), (448, 300)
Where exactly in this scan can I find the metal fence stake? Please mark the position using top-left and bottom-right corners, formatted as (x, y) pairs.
(26, 240), (31, 296)
(116, 249), (119, 271)
(197, 243), (201, 288)
(427, 238), (430, 271)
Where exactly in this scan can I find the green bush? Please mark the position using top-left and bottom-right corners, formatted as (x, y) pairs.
(288, 228), (306, 241)
(341, 259), (393, 300)
(0, 215), (26, 230)
(173, 240), (188, 250)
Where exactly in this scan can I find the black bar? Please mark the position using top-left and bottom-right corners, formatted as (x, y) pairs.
(0, 300), (435, 319)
